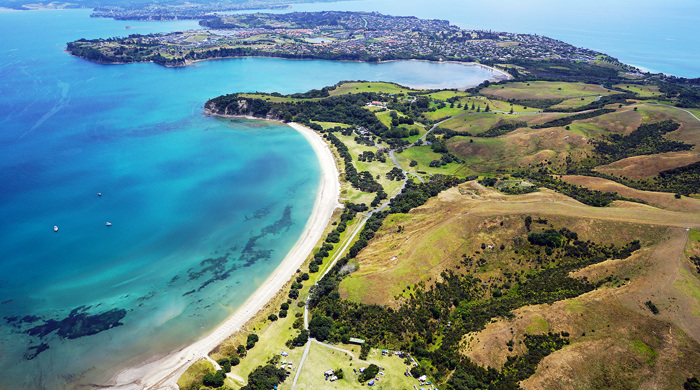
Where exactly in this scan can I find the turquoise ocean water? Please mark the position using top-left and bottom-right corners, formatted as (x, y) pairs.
(0, 9), (498, 389)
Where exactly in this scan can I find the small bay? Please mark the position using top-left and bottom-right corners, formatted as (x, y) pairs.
(0, 9), (498, 389)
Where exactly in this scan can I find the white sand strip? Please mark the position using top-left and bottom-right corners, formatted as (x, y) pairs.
(106, 122), (340, 389)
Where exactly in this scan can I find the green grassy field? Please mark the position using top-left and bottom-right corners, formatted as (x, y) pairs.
(312, 121), (352, 130)
(288, 343), (419, 390)
(615, 84), (664, 98)
(481, 81), (616, 100)
(550, 96), (600, 109)
(330, 82), (418, 96)
(177, 359), (215, 390)
(439, 112), (534, 135)
(421, 105), (468, 121)
(425, 90), (471, 101)
(394, 146), (468, 177)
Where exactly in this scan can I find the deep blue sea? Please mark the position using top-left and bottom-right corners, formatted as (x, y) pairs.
(0, 9), (498, 389)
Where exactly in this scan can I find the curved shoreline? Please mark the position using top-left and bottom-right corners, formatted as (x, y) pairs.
(105, 120), (341, 389)
(68, 52), (511, 89)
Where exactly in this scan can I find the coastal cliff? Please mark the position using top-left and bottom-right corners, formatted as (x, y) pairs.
(205, 98), (287, 122)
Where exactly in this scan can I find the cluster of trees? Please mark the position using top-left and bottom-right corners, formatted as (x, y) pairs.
(386, 167), (405, 181)
(324, 132), (383, 194)
(309, 205), (359, 273)
(527, 230), (565, 248)
(531, 108), (615, 129)
(689, 255), (700, 275)
(584, 160), (700, 196)
(240, 364), (289, 390)
(485, 59), (624, 84)
(481, 121), (528, 137)
(645, 300), (660, 315)
(359, 364), (380, 382)
(207, 92), (388, 135)
(658, 78), (700, 108)
(592, 120), (689, 162)
(518, 170), (625, 207)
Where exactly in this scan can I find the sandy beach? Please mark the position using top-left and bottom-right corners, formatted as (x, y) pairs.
(106, 122), (341, 389)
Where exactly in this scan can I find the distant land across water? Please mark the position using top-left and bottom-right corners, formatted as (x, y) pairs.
(277, 0), (699, 78)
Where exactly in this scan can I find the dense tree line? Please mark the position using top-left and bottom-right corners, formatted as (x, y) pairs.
(531, 108), (615, 129)
(545, 93), (633, 113)
(516, 170), (626, 207)
(481, 121), (528, 137)
(207, 92), (388, 135)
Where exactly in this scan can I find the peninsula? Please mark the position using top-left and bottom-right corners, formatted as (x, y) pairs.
(66, 11), (630, 70)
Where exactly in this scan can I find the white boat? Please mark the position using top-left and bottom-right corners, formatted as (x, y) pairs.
(97, 192), (102, 196)
(106, 222), (112, 226)
(53, 226), (58, 232)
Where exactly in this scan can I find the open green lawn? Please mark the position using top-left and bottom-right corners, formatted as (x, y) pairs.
(225, 297), (307, 383)
(440, 112), (533, 135)
(481, 81), (617, 100)
(375, 110), (395, 128)
(425, 90), (471, 101)
(287, 343), (419, 390)
(615, 84), (664, 98)
(312, 121), (352, 130)
(238, 93), (309, 103)
(394, 146), (468, 178)
(422, 105), (469, 121)
(330, 82), (419, 96)
(550, 96), (600, 109)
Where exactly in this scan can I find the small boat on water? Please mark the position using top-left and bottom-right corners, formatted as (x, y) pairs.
(106, 222), (112, 226)
(98, 192), (102, 196)
(53, 226), (59, 232)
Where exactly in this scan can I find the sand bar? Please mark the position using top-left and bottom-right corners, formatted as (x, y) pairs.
(106, 122), (341, 389)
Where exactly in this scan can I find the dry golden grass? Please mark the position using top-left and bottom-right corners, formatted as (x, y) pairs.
(448, 126), (590, 173)
(340, 182), (700, 306)
(580, 106), (643, 135)
(594, 150), (700, 179)
(464, 228), (700, 390)
(561, 175), (700, 212)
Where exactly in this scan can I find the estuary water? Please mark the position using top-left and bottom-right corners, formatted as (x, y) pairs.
(0, 9), (498, 389)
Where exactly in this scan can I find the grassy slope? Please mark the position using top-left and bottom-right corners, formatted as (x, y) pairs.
(594, 103), (700, 178)
(178, 359), (215, 390)
(481, 81), (617, 100)
(330, 82), (419, 96)
(339, 181), (700, 388)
